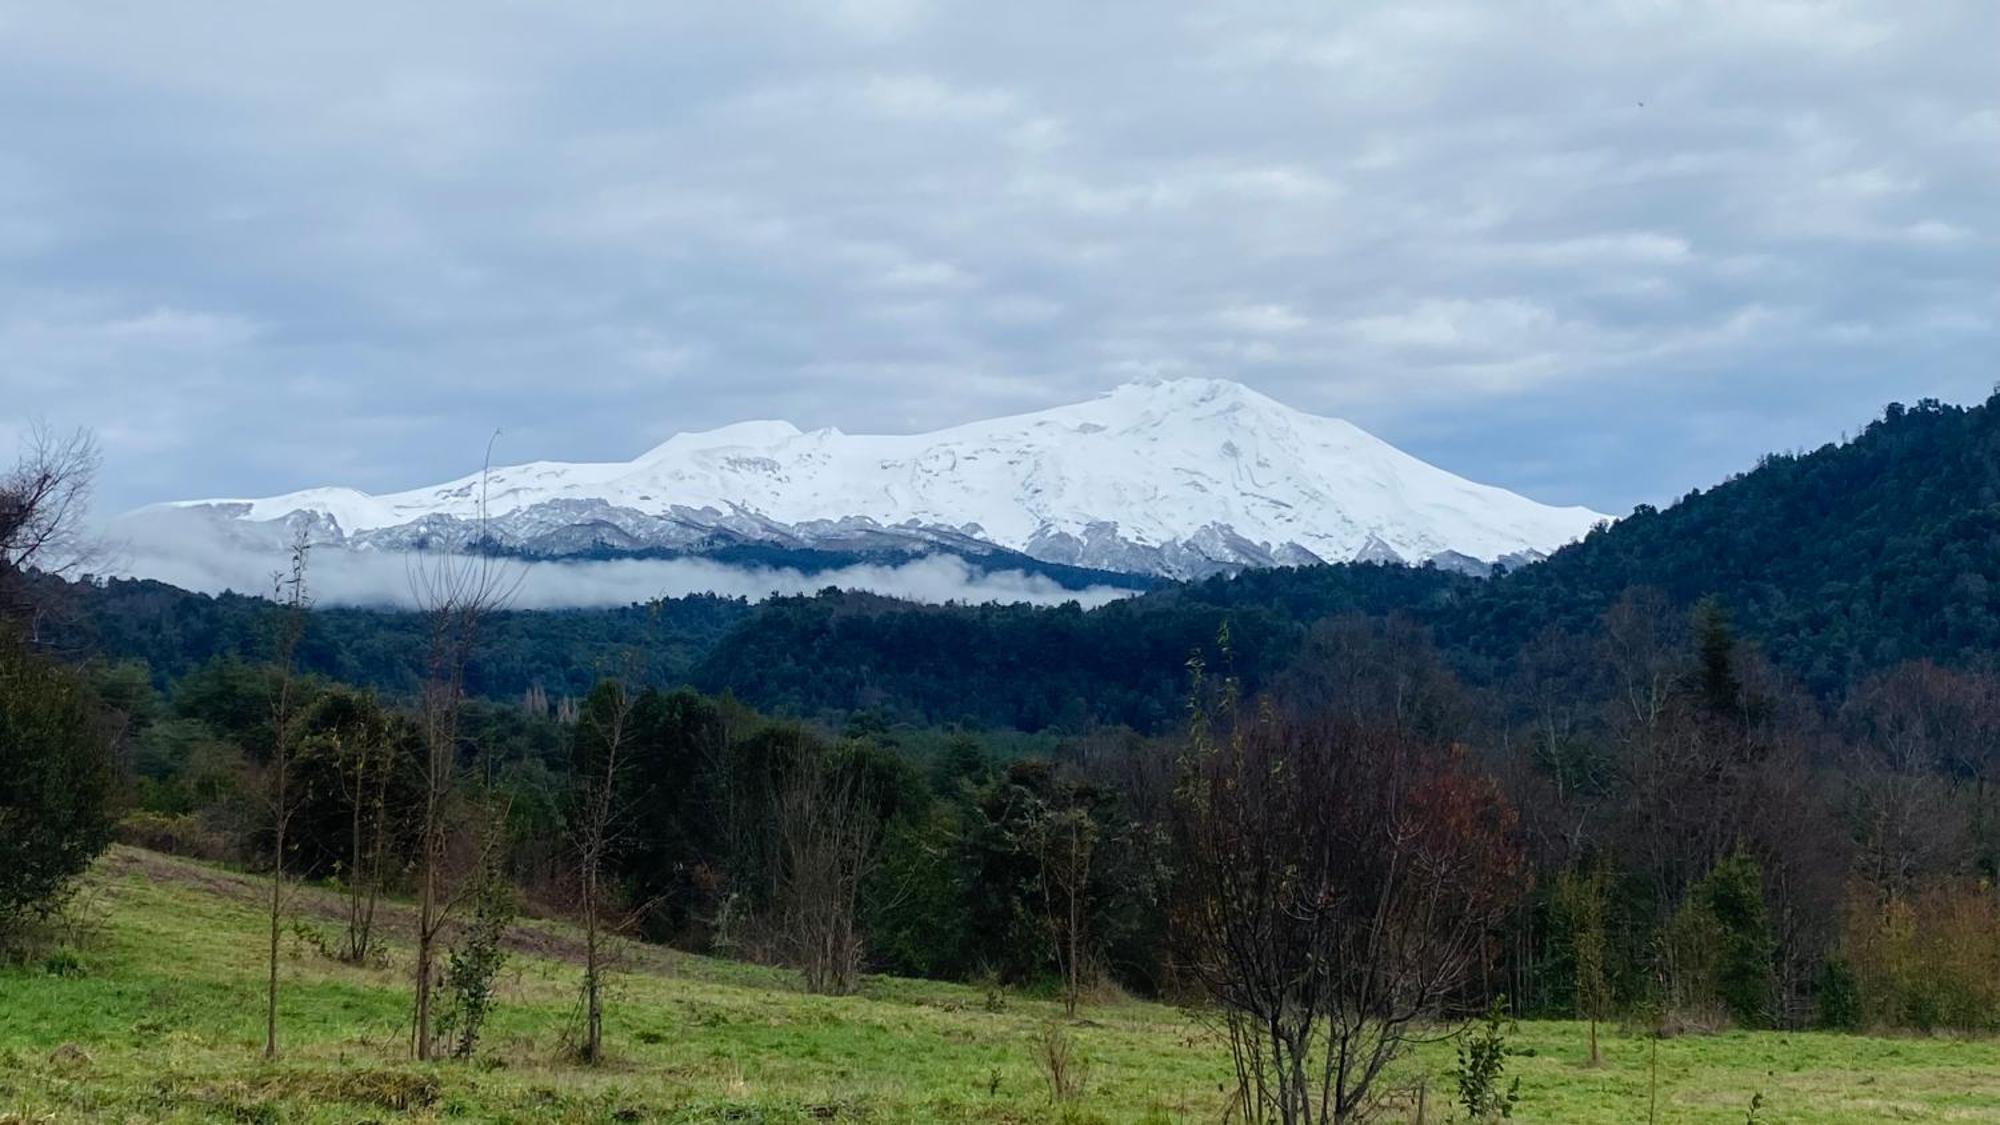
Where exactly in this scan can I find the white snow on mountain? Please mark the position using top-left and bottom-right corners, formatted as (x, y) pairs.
(131, 378), (1607, 587)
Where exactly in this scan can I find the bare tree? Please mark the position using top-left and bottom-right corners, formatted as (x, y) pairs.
(264, 533), (311, 1059)
(1027, 800), (1098, 1018)
(569, 675), (641, 1063)
(0, 425), (100, 635)
(408, 441), (520, 1061)
(773, 747), (880, 995)
(1843, 661), (2000, 889)
(329, 702), (401, 964)
(1172, 661), (1525, 1125)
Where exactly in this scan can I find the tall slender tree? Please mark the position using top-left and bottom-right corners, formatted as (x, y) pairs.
(264, 533), (311, 1060)
(1027, 798), (1098, 1018)
(570, 675), (640, 1063)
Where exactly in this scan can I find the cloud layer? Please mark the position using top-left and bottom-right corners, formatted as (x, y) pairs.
(4, 1), (1994, 518)
(111, 534), (1137, 612)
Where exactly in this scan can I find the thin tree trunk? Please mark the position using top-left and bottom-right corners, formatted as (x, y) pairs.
(585, 872), (602, 1062)
(263, 537), (308, 1061)
(347, 755), (365, 961)
(264, 798), (283, 1059)
(415, 851), (436, 1060)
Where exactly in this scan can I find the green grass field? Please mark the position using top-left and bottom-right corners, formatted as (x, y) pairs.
(4, 848), (2000, 1122)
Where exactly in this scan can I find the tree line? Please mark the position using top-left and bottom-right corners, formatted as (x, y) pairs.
(22, 588), (2000, 1099)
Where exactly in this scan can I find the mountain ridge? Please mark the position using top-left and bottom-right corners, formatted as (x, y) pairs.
(134, 378), (1605, 585)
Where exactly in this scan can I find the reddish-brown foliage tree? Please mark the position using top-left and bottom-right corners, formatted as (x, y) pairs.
(1172, 664), (1526, 1125)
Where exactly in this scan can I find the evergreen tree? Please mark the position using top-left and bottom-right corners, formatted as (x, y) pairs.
(1695, 851), (1776, 1027)
(0, 630), (117, 931)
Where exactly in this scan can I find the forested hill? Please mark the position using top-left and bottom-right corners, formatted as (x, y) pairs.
(44, 578), (754, 701)
(693, 393), (2000, 726)
(54, 392), (2000, 730)
(1435, 393), (2000, 690)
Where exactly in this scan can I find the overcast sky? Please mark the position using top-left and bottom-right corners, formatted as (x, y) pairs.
(4, 1), (1994, 518)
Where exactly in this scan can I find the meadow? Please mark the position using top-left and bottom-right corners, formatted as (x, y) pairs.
(4, 848), (2000, 1123)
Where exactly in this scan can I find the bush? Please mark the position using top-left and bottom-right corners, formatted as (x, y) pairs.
(113, 811), (237, 863)
(1455, 998), (1520, 1121)
(1815, 957), (1862, 1031)
(434, 854), (516, 1059)
(1035, 1021), (1089, 1104)
(0, 634), (117, 933)
(1842, 879), (2000, 1031)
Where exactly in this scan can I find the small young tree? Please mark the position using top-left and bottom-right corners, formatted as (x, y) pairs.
(1555, 860), (1611, 1065)
(1699, 851), (1775, 1028)
(1454, 998), (1521, 1121)
(1026, 801), (1098, 1018)
(434, 827), (515, 1060)
(263, 534), (311, 1060)
(569, 677), (640, 1063)
(316, 695), (404, 964)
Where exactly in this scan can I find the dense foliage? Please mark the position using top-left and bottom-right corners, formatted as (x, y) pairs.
(46, 578), (752, 701)
(0, 630), (118, 931)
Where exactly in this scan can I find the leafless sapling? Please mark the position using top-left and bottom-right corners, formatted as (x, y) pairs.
(569, 674), (642, 1063)
(263, 532), (311, 1059)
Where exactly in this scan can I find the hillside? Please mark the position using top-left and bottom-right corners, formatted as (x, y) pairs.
(5, 847), (1996, 1123)
(1437, 395), (2000, 692)
(42, 578), (755, 700)
(694, 394), (2000, 724)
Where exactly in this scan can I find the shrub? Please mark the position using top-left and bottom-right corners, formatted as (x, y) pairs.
(113, 811), (236, 863)
(1842, 879), (2000, 1031)
(1455, 998), (1520, 1121)
(434, 855), (516, 1059)
(1035, 1021), (1089, 1104)
(0, 634), (117, 934)
(1815, 957), (1862, 1031)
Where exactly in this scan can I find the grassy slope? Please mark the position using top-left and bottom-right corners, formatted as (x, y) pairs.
(4, 850), (2000, 1123)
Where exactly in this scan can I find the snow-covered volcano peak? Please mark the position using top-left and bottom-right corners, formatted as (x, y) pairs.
(140, 379), (1608, 583)
(640, 418), (805, 458)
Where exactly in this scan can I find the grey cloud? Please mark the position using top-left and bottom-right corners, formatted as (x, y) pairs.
(2, 1), (1993, 520)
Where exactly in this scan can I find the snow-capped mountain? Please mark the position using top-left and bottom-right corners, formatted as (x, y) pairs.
(131, 379), (1607, 581)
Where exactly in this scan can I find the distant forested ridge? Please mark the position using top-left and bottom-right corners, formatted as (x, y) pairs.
(54, 392), (2000, 729)
(695, 394), (2000, 726)
(45, 578), (754, 701)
